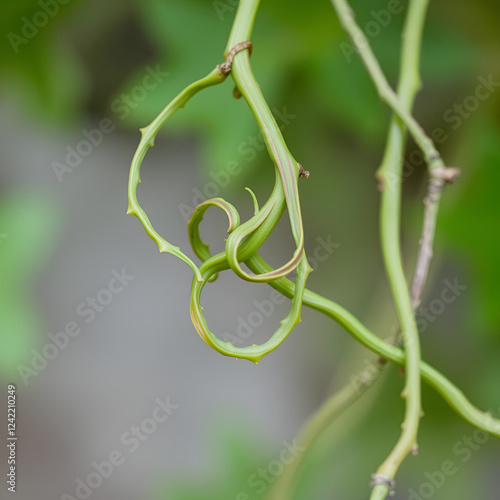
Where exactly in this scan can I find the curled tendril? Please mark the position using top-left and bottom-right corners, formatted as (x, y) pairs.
(187, 198), (240, 283)
(127, 24), (311, 363)
(128, 0), (500, 439)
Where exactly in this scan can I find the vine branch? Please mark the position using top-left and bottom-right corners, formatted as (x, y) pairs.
(127, 3), (499, 499)
(330, 0), (445, 177)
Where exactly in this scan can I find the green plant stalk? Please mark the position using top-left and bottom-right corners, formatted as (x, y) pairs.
(277, 1), (457, 494)
(330, 0), (431, 495)
(246, 254), (500, 437)
(127, 4), (500, 497)
(374, 0), (428, 496)
(330, 0), (443, 174)
(127, 68), (228, 282)
(269, 365), (390, 499)
(128, 0), (312, 363)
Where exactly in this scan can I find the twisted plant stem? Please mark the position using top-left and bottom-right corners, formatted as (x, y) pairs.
(369, 3), (428, 497)
(127, 2), (500, 498)
(129, 0), (312, 363)
(268, 165), (456, 498)
(246, 254), (500, 438)
(329, 0), (434, 496)
(127, 68), (228, 282)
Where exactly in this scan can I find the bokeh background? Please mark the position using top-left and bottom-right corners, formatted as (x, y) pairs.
(1, 0), (499, 499)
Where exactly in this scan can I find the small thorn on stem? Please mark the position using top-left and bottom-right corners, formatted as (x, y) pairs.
(298, 163), (310, 178)
(233, 87), (242, 99)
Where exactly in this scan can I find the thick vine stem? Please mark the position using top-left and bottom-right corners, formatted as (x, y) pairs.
(331, 0), (448, 496)
(222, 0), (307, 284)
(246, 254), (500, 439)
(365, 0), (430, 496)
(128, 0), (312, 363)
(127, 3), (500, 498)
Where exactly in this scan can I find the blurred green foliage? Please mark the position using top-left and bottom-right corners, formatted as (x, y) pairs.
(0, 191), (61, 377)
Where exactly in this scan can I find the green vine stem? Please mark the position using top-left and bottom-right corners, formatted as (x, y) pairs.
(330, 0), (445, 177)
(128, 0), (312, 363)
(246, 254), (500, 438)
(127, 1), (500, 497)
(127, 68), (228, 282)
(368, 4), (426, 498)
(329, 1), (433, 495)
(273, 2), (460, 494)
(268, 366), (388, 499)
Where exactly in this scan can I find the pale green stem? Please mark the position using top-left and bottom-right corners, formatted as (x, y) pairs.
(127, 68), (228, 282)
(331, 0), (443, 174)
(372, 1), (429, 497)
(127, 4), (500, 498)
(247, 254), (500, 438)
(268, 360), (390, 499)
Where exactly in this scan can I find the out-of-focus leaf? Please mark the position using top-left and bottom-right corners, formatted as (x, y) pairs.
(0, 0), (87, 123)
(439, 121), (500, 332)
(0, 190), (61, 377)
(161, 421), (267, 500)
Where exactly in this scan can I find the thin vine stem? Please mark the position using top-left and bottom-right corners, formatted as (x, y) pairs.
(126, 3), (500, 498)
(330, 0), (444, 175)
(246, 254), (500, 438)
(268, 364), (390, 499)
(329, 0), (433, 495)
(369, 1), (428, 496)
(410, 167), (459, 307)
(127, 68), (228, 282)
(129, 0), (312, 363)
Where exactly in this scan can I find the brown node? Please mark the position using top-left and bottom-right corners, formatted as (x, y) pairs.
(298, 163), (310, 178)
(218, 41), (253, 76)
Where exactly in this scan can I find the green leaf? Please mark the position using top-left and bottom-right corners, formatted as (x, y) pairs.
(0, 190), (61, 377)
